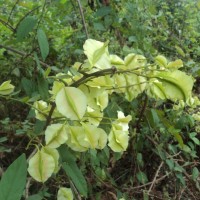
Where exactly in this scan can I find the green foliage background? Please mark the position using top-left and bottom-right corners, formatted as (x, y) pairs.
(0, 0), (200, 199)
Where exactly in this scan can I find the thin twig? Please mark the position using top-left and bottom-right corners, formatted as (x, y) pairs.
(15, 6), (41, 30)
(0, 18), (15, 32)
(7, 0), (20, 23)
(69, 179), (82, 200)
(123, 172), (171, 191)
(25, 177), (32, 200)
(0, 44), (50, 68)
(76, 0), (89, 38)
(148, 161), (164, 194)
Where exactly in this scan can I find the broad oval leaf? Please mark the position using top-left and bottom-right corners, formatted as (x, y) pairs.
(28, 147), (55, 182)
(0, 154), (27, 200)
(57, 187), (74, 200)
(16, 16), (37, 41)
(37, 29), (49, 61)
(45, 124), (68, 148)
(55, 87), (87, 120)
(0, 80), (14, 95)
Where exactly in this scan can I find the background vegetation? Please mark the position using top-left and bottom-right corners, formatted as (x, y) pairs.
(0, 0), (200, 199)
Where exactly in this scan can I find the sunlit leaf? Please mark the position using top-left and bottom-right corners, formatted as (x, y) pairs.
(154, 70), (194, 101)
(167, 59), (183, 69)
(45, 124), (68, 148)
(124, 53), (146, 69)
(108, 129), (129, 152)
(33, 100), (50, 121)
(83, 39), (111, 69)
(155, 55), (167, 68)
(0, 80), (15, 95)
(28, 147), (55, 182)
(42, 147), (60, 173)
(55, 87), (87, 120)
(67, 126), (88, 152)
(57, 187), (73, 200)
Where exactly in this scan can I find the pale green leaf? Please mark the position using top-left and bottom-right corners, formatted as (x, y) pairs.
(33, 100), (50, 121)
(124, 53), (146, 69)
(0, 80), (15, 95)
(167, 59), (183, 69)
(83, 39), (111, 69)
(45, 124), (68, 148)
(57, 187), (73, 200)
(114, 74), (146, 101)
(146, 79), (167, 100)
(155, 55), (167, 68)
(154, 70), (194, 101)
(82, 124), (107, 149)
(67, 126), (88, 152)
(42, 147), (60, 173)
(55, 87), (87, 120)
(108, 130), (129, 152)
(28, 147), (55, 182)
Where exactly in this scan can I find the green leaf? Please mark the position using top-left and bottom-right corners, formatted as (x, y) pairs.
(27, 194), (43, 200)
(37, 29), (49, 61)
(62, 162), (88, 197)
(192, 167), (199, 180)
(0, 154), (27, 200)
(55, 87), (87, 120)
(21, 77), (37, 96)
(57, 187), (73, 200)
(136, 171), (148, 184)
(37, 74), (49, 100)
(16, 16), (37, 41)
(28, 147), (55, 182)
(166, 159), (174, 170)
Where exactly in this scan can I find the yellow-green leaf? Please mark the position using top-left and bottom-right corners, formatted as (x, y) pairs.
(108, 130), (129, 152)
(154, 70), (194, 101)
(83, 39), (111, 69)
(42, 147), (60, 173)
(57, 187), (74, 200)
(155, 55), (167, 68)
(45, 124), (68, 148)
(167, 59), (183, 69)
(55, 87), (87, 120)
(28, 147), (55, 182)
(0, 80), (14, 95)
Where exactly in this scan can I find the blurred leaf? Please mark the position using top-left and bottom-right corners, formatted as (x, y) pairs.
(37, 29), (49, 61)
(16, 16), (37, 41)
(136, 171), (148, 184)
(192, 167), (199, 180)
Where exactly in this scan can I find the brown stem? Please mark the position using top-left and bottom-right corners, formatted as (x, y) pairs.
(76, 0), (89, 39)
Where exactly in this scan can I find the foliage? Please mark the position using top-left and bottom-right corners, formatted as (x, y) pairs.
(0, 0), (200, 199)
